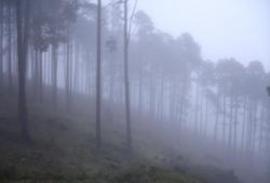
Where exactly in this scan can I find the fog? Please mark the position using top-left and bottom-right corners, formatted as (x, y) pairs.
(138, 0), (270, 70)
(0, 0), (269, 183)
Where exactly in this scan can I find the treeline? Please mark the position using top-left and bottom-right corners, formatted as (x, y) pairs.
(0, 0), (269, 164)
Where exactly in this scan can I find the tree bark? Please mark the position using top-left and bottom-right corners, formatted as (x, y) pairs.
(124, 0), (132, 152)
(16, 0), (31, 143)
(96, 0), (102, 149)
(0, 0), (3, 86)
(51, 44), (58, 106)
(8, 5), (13, 92)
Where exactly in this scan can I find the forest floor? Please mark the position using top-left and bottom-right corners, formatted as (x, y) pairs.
(0, 85), (241, 183)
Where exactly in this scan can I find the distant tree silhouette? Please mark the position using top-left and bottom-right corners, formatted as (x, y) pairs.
(96, 0), (102, 149)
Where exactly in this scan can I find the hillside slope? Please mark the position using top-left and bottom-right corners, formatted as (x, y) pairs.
(0, 89), (240, 183)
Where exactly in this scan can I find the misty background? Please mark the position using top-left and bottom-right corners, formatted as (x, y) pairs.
(138, 0), (270, 70)
(0, 0), (269, 183)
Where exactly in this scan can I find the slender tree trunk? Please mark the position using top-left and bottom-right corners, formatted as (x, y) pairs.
(0, 1), (3, 86)
(194, 83), (199, 134)
(38, 51), (43, 102)
(241, 97), (247, 153)
(30, 47), (34, 92)
(70, 40), (73, 108)
(214, 92), (220, 142)
(258, 106), (265, 152)
(108, 51), (116, 121)
(16, 0), (31, 143)
(138, 69), (143, 118)
(158, 76), (164, 122)
(74, 42), (80, 93)
(203, 94), (209, 137)
(246, 99), (253, 154)
(65, 39), (71, 111)
(233, 97), (239, 152)
(199, 87), (204, 136)
(222, 95), (227, 144)
(96, 0), (102, 149)
(51, 44), (58, 106)
(8, 5), (13, 92)
(34, 50), (39, 97)
(251, 101), (258, 155)
(124, 0), (132, 152)
(266, 99), (270, 182)
(228, 95), (234, 148)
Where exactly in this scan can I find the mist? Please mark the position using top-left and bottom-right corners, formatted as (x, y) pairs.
(0, 0), (269, 183)
(138, 0), (270, 70)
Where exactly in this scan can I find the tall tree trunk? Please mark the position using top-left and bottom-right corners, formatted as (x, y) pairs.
(74, 42), (80, 93)
(199, 87), (204, 136)
(233, 97), (239, 152)
(124, 0), (132, 152)
(214, 92), (220, 142)
(65, 40), (71, 111)
(228, 95), (234, 148)
(258, 106), (265, 152)
(51, 44), (58, 106)
(34, 50), (39, 97)
(38, 51), (43, 103)
(0, 0), (3, 86)
(250, 101), (258, 155)
(96, 0), (102, 149)
(138, 69), (143, 118)
(194, 82), (200, 134)
(16, 0), (31, 142)
(203, 93), (209, 138)
(241, 97), (247, 153)
(222, 95), (227, 144)
(246, 99), (253, 154)
(8, 5), (13, 92)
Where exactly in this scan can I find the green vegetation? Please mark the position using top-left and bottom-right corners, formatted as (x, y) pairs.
(0, 92), (240, 183)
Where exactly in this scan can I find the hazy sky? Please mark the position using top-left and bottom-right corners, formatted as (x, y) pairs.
(137, 0), (270, 70)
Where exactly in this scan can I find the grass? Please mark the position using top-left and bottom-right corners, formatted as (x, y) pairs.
(0, 90), (240, 183)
